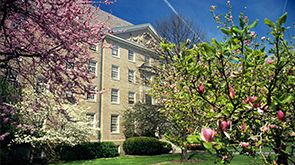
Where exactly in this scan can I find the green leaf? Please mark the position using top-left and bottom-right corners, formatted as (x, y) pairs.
(202, 43), (216, 54)
(211, 38), (222, 51)
(277, 12), (287, 27)
(187, 135), (199, 143)
(239, 17), (245, 28)
(221, 28), (231, 35)
(264, 18), (275, 28)
(232, 26), (243, 34)
(203, 142), (213, 149)
(281, 95), (294, 103)
(248, 19), (258, 28)
(253, 96), (262, 104)
(216, 96), (226, 103)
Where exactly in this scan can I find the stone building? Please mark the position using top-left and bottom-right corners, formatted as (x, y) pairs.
(84, 10), (163, 153)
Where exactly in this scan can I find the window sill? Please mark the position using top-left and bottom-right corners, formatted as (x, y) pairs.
(87, 99), (97, 103)
(128, 60), (135, 63)
(112, 78), (120, 81)
(111, 102), (120, 105)
(111, 132), (120, 135)
(112, 55), (120, 59)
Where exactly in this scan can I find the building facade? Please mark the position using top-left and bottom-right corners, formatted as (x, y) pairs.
(84, 12), (163, 153)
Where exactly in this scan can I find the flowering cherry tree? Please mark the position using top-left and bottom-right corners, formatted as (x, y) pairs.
(0, 0), (113, 141)
(151, 2), (295, 164)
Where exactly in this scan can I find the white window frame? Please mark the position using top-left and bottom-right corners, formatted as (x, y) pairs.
(128, 92), (135, 105)
(128, 70), (135, 83)
(86, 86), (97, 101)
(88, 61), (97, 76)
(128, 50), (135, 62)
(86, 113), (96, 128)
(111, 65), (119, 80)
(111, 114), (119, 133)
(112, 44), (119, 57)
(111, 88), (119, 103)
(145, 56), (151, 66)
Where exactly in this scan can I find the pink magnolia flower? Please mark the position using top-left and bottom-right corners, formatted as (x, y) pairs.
(244, 40), (247, 44)
(241, 124), (246, 131)
(210, 5), (216, 9)
(244, 16), (248, 19)
(248, 96), (261, 108)
(229, 86), (235, 99)
(237, 49), (241, 53)
(269, 125), (277, 129)
(241, 142), (249, 148)
(210, 106), (214, 112)
(200, 128), (216, 142)
(261, 126), (268, 133)
(261, 36), (265, 41)
(16, 124), (22, 129)
(169, 75), (173, 79)
(250, 31), (255, 36)
(267, 60), (275, 64)
(229, 15), (232, 19)
(198, 85), (204, 94)
(218, 120), (230, 131)
(171, 84), (176, 88)
(164, 91), (168, 94)
(162, 99), (167, 103)
(277, 110), (285, 122)
(215, 16), (219, 20)
(227, 1), (230, 5)
(180, 77), (184, 81)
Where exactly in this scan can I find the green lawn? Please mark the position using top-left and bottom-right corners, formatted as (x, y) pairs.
(51, 153), (261, 165)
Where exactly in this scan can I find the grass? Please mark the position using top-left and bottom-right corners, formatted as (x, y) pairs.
(51, 153), (260, 165)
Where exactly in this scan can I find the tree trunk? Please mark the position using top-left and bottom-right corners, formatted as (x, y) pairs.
(181, 145), (188, 162)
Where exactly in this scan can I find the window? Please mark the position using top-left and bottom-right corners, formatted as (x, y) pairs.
(128, 50), (135, 62)
(146, 94), (152, 105)
(111, 89), (119, 103)
(86, 113), (96, 128)
(145, 56), (151, 66)
(128, 70), (135, 83)
(128, 92), (135, 105)
(87, 86), (97, 101)
(111, 65), (119, 80)
(36, 77), (48, 93)
(88, 61), (97, 75)
(111, 115), (119, 133)
(112, 44), (119, 57)
(145, 74), (152, 86)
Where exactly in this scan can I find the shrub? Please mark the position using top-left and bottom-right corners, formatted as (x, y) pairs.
(58, 142), (119, 160)
(123, 137), (172, 155)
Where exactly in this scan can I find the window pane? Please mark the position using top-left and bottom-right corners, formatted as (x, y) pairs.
(88, 61), (97, 74)
(111, 89), (119, 103)
(87, 86), (96, 100)
(111, 115), (119, 132)
(128, 92), (135, 104)
(128, 50), (134, 61)
(112, 45), (119, 56)
(146, 94), (152, 105)
(111, 65), (119, 79)
(128, 70), (134, 82)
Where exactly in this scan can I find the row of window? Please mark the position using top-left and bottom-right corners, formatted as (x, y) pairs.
(111, 44), (153, 66)
(86, 113), (119, 133)
(86, 88), (152, 105)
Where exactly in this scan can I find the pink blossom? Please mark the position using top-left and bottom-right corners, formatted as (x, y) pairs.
(269, 125), (276, 129)
(261, 36), (265, 41)
(218, 120), (230, 131)
(210, 106), (214, 112)
(198, 85), (204, 94)
(244, 16), (248, 19)
(162, 99), (167, 103)
(248, 96), (261, 108)
(2, 118), (9, 124)
(210, 5), (216, 9)
(241, 142), (249, 148)
(261, 126), (268, 133)
(16, 124), (22, 129)
(267, 60), (275, 64)
(169, 75), (173, 79)
(169, 104), (172, 108)
(277, 110), (285, 122)
(237, 49), (241, 53)
(164, 82), (168, 85)
(229, 86), (235, 99)
(150, 82), (153, 85)
(99, 89), (110, 94)
(250, 31), (255, 36)
(227, 1), (230, 5)
(241, 124), (246, 131)
(171, 84), (176, 88)
(229, 15), (233, 19)
(244, 40), (247, 44)
(215, 16), (219, 20)
(164, 91), (168, 94)
(200, 128), (216, 142)
(180, 77), (184, 81)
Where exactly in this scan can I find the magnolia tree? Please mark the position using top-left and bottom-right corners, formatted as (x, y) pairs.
(6, 88), (97, 161)
(0, 0), (114, 140)
(151, 2), (295, 164)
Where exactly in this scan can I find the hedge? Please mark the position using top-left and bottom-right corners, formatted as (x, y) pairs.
(57, 142), (119, 160)
(123, 136), (172, 155)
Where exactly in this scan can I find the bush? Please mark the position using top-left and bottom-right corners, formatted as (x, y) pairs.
(58, 142), (119, 160)
(123, 137), (172, 155)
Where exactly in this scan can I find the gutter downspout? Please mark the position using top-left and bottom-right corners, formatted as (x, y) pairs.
(98, 39), (104, 142)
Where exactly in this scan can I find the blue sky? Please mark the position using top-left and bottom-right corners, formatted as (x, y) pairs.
(99, 0), (295, 45)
